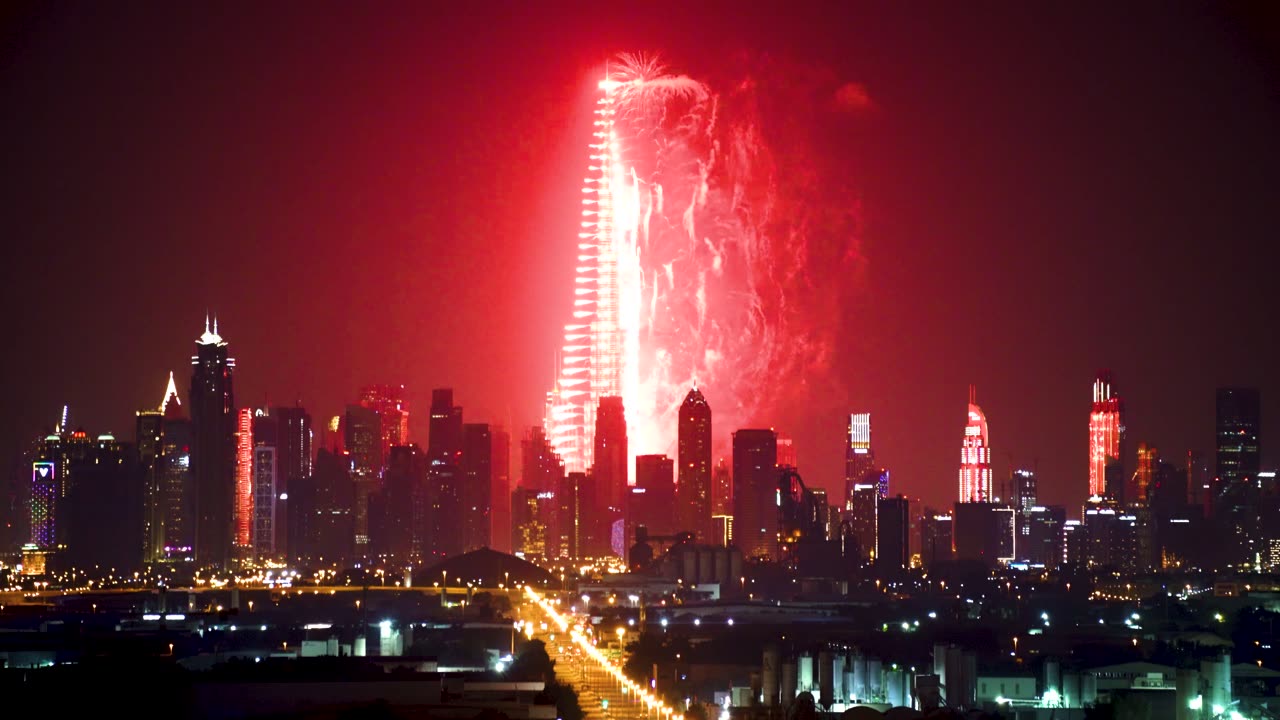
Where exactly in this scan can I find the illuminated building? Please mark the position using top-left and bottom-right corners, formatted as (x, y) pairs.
(137, 391), (165, 565)
(20, 544), (47, 576)
(345, 403), (381, 554)
(731, 428), (778, 561)
(845, 413), (875, 506)
(630, 454), (675, 542)
(461, 423), (492, 554)
(677, 387), (712, 540)
(776, 433), (797, 469)
(272, 404), (311, 563)
(359, 384), (410, 464)
(1089, 372), (1124, 499)
(157, 394), (194, 564)
(1013, 469), (1037, 512)
(234, 408), (253, 552)
(712, 514), (733, 546)
(251, 443), (277, 559)
(1021, 505), (1066, 567)
(847, 475), (880, 562)
(29, 460), (57, 548)
(1216, 387), (1260, 487)
(511, 487), (549, 560)
(489, 426), (511, 552)
(190, 316), (236, 568)
(958, 386), (993, 503)
(712, 458), (731, 516)
(544, 72), (640, 478)
(876, 495), (910, 573)
(1215, 387), (1261, 563)
(1133, 443), (1156, 505)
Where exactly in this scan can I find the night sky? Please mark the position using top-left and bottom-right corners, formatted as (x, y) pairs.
(2, 2), (1277, 514)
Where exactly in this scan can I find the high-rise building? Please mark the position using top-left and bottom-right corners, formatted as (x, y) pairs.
(63, 434), (142, 574)
(136, 383), (166, 564)
(190, 317), (236, 568)
(233, 408), (254, 553)
(521, 426), (563, 493)
(157, 394), (194, 565)
(958, 386), (993, 503)
(490, 426), (512, 552)
(294, 448), (354, 563)
(631, 454), (676, 542)
(845, 413), (875, 506)
(920, 510), (953, 569)
(428, 460), (463, 559)
(29, 459), (57, 549)
(374, 444), (426, 561)
(557, 471), (584, 559)
(359, 384), (410, 464)
(1216, 387), (1261, 487)
(461, 423), (493, 553)
(1089, 372), (1124, 499)
(677, 387), (712, 539)
(732, 428), (778, 561)
(1013, 469), (1037, 512)
(593, 396), (628, 512)
(776, 433), (797, 469)
(428, 389), (463, 462)
(876, 495), (910, 573)
(272, 404), (311, 563)
(1133, 443), (1157, 505)
(252, 444), (277, 558)
(512, 487), (550, 560)
(712, 458), (731, 516)
(345, 403), (381, 554)
(847, 473), (881, 562)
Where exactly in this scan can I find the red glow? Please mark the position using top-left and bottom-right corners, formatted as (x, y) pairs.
(234, 408), (253, 548)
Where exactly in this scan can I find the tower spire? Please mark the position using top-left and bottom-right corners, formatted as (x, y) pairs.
(160, 371), (182, 413)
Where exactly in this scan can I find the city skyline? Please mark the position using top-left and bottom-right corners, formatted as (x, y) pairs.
(2, 4), (1278, 515)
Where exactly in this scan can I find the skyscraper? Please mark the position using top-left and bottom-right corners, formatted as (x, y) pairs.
(428, 389), (463, 462)
(490, 426), (512, 552)
(677, 387), (712, 539)
(158, 389), (194, 565)
(190, 317), (235, 568)
(1089, 372), (1124, 499)
(631, 454), (676, 542)
(845, 413), (875, 507)
(252, 444), (277, 559)
(294, 448), (354, 563)
(461, 423), (493, 553)
(63, 434), (141, 573)
(712, 458), (731, 516)
(1014, 468), (1038, 512)
(732, 428), (778, 561)
(1216, 387), (1261, 487)
(374, 444), (426, 561)
(29, 459), (56, 549)
(272, 404), (311, 562)
(359, 384), (410, 464)
(876, 495), (910, 573)
(593, 396), (628, 513)
(233, 407), (254, 553)
(958, 386), (993, 503)
(848, 473), (880, 562)
(136, 380), (166, 565)
(345, 403), (381, 554)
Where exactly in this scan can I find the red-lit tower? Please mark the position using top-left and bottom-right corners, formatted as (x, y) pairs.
(958, 386), (993, 503)
(1089, 371), (1124, 498)
(233, 407), (253, 551)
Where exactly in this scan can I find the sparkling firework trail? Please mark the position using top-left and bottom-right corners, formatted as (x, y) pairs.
(548, 53), (865, 479)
